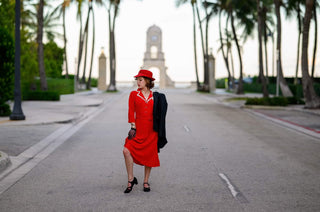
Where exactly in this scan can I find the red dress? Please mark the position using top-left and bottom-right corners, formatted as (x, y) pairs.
(124, 90), (160, 167)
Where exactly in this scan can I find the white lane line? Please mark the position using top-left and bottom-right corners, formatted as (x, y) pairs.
(183, 125), (190, 132)
(219, 173), (239, 197)
(218, 173), (249, 203)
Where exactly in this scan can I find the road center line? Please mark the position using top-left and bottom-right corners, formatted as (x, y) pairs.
(183, 125), (190, 132)
(218, 173), (249, 204)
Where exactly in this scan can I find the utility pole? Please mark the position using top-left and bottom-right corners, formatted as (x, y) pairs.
(276, 50), (280, 97)
(10, 0), (25, 120)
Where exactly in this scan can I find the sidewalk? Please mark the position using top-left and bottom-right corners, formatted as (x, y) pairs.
(0, 88), (113, 173)
(207, 89), (320, 137)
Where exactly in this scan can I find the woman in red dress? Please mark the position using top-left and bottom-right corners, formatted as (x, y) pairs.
(123, 69), (160, 193)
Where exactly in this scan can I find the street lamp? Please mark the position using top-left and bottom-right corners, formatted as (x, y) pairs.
(10, 0), (25, 120)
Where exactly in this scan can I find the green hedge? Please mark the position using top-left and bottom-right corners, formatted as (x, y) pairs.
(245, 96), (305, 106)
(243, 83), (320, 98)
(22, 78), (74, 95)
(216, 78), (226, 88)
(0, 103), (11, 116)
(23, 91), (60, 101)
(245, 97), (288, 106)
(0, 27), (14, 104)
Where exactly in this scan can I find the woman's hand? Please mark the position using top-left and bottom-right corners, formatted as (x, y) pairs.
(128, 128), (136, 139)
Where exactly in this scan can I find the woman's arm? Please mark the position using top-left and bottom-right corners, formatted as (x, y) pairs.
(128, 91), (136, 124)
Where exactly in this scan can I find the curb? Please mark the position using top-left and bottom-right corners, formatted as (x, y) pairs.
(0, 151), (11, 174)
(241, 104), (320, 116)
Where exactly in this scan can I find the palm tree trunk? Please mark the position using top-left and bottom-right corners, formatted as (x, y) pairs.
(195, 3), (206, 90)
(195, 4), (205, 58)
(257, 0), (269, 98)
(219, 10), (231, 90)
(112, 2), (119, 78)
(87, 7), (95, 90)
(63, 8), (69, 79)
(295, 4), (302, 85)
(263, 12), (269, 83)
(311, 3), (317, 78)
(231, 12), (243, 95)
(301, 0), (320, 108)
(229, 48), (235, 85)
(107, 2), (117, 91)
(274, 0), (293, 97)
(37, 0), (47, 91)
(192, 3), (200, 90)
(76, 15), (83, 82)
(203, 1), (209, 91)
(226, 14), (235, 89)
(81, 7), (91, 84)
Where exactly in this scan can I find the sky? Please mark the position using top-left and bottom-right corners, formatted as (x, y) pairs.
(54, 0), (320, 84)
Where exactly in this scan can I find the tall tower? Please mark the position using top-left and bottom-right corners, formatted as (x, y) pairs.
(142, 25), (174, 88)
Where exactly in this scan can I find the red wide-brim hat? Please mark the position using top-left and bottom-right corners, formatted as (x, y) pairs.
(134, 69), (155, 81)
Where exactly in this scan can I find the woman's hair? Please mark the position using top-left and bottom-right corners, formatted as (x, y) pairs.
(144, 77), (154, 89)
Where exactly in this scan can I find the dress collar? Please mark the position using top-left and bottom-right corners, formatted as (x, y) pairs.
(137, 89), (153, 103)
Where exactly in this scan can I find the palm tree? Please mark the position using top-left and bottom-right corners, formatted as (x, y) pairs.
(62, 1), (70, 78)
(86, 4), (96, 89)
(311, 1), (318, 78)
(74, 0), (101, 89)
(37, 0), (47, 91)
(217, 9), (236, 90)
(218, 10), (232, 90)
(53, 0), (72, 79)
(230, 11), (244, 94)
(24, 0), (63, 91)
(286, 0), (304, 85)
(274, 0), (293, 97)
(75, 0), (84, 84)
(257, 0), (269, 97)
(24, 3), (63, 42)
(301, 0), (320, 108)
(199, 0), (216, 92)
(176, 0), (200, 90)
(107, 0), (120, 91)
(261, 0), (274, 83)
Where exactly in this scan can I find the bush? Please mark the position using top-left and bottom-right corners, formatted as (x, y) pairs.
(46, 78), (74, 95)
(0, 103), (11, 117)
(216, 78), (226, 88)
(44, 41), (64, 78)
(286, 97), (305, 105)
(0, 27), (14, 104)
(23, 91), (60, 101)
(22, 78), (74, 95)
(90, 78), (98, 87)
(245, 97), (288, 106)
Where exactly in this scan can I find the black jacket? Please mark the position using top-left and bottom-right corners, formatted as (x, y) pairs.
(153, 91), (168, 152)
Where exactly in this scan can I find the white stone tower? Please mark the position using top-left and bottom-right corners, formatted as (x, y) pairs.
(142, 25), (174, 88)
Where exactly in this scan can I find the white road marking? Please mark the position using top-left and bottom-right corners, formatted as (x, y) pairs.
(183, 125), (190, 132)
(218, 172), (249, 203)
(219, 173), (239, 197)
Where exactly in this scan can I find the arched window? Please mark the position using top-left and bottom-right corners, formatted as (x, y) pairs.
(151, 46), (158, 59)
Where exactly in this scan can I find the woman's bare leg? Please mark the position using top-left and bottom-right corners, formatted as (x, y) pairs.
(144, 166), (152, 187)
(123, 147), (134, 186)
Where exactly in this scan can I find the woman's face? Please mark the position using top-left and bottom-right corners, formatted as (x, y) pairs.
(136, 77), (147, 89)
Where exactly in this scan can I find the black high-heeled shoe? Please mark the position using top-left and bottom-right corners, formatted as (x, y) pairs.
(143, 182), (150, 192)
(124, 177), (138, 193)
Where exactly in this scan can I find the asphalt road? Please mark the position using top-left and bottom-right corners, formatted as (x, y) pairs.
(0, 89), (319, 212)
